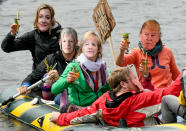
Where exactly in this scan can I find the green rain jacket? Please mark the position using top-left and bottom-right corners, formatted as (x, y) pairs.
(51, 61), (110, 106)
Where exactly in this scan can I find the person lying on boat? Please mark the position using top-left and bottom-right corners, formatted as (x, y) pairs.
(51, 31), (111, 112)
(17, 27), (78, 101)
(49, 66), (183, 127)
(1, 4), (62, 70)
(115, 19), (180, 89)
(161, 68), (186, 123)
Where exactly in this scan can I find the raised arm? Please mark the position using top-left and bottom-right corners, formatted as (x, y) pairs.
(115, 40), (128, 66)
(1, 30), (34, 52)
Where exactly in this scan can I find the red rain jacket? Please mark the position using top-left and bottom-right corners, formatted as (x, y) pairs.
(57, 73), (182, 127)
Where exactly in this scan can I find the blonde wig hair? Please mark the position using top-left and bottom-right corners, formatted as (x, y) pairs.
(140, 19), (161, 35)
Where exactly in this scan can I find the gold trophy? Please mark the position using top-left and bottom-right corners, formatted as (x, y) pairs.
(121, 32), (130, 53)
(14, 10), (20, 33)
(142, 52), (149, 78)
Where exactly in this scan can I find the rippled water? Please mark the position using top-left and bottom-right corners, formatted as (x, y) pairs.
(0, 0), (186, 130)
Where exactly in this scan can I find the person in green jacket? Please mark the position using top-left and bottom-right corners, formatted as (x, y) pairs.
(51, 31), (110, 112)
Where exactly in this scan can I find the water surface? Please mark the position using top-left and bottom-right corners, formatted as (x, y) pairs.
(0, 0), (186, 130)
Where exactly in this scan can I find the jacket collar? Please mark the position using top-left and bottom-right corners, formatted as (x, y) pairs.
(106, 91), (141, 108)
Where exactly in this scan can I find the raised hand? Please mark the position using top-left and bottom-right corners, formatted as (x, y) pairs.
(48, 69), (59, 81)
(17, 85), (31, 95)
(120, 40), (130, 52)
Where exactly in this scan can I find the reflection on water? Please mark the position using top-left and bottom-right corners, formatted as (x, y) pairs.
(0, 0), (186, 130)
(0, 111), (37, 131)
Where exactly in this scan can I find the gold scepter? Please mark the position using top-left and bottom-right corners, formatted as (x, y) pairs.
(121, 32), (130, 54)
(14, 10), (20, 33)
(142, 52), (148, 78)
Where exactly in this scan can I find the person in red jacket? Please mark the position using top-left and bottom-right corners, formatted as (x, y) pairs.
(49, 67), (182, 127)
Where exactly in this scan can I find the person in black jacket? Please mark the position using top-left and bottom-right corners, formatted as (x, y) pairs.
(17, 27), (78, 101)
(1, 4), (62, 70)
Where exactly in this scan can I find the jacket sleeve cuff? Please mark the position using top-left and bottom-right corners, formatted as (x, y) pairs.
(8, 32), (16, 38)
(57, 114), (70, 126)
(142, 73), (155, 91)
(144, 73), (152, 81)
(21, 83), (31, 87)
